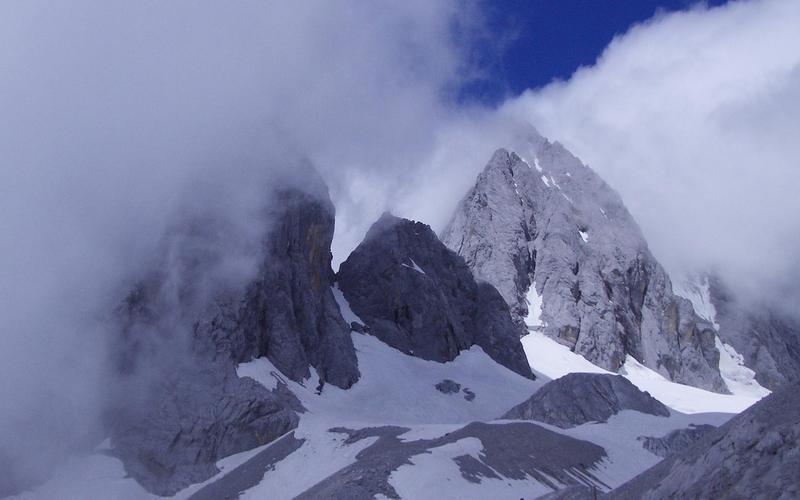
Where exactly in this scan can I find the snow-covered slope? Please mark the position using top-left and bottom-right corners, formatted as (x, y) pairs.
(522, 330), (764, 414)
(17, 326), (746, 500)
(205, 332), (731, 499)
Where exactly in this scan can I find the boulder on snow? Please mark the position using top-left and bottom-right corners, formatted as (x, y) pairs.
(502, 373), (669, 428)
(435, 379), (461, 394)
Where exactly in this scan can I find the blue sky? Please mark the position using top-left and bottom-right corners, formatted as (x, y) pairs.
(461, 0), (730, 103)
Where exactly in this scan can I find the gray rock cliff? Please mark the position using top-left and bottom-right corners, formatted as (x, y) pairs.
(441, 139), (726, 392)
(110, 167), (359, 495)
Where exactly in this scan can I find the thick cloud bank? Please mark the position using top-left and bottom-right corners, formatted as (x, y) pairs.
(0, 0), (476, 488)
(505, 0), (800, 307)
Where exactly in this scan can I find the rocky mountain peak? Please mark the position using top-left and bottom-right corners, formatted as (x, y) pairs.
(442, 137), (727, 392)
(337, 212), (534, 379)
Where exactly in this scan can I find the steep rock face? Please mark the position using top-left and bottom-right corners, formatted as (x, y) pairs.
(111, 169), (359, 494)
(337, 213), (534, 379)
(441, 142), (725, 392)
(221, 182), (360, 389)
(709, 276), (800, 390)
(502, 373), (669, 428)
(111, 353), (300, 496)
(610, 383), (800, 499)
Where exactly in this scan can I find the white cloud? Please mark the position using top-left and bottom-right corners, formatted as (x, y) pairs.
(504, 0), (800, 303)
(0, 0), (477, 488)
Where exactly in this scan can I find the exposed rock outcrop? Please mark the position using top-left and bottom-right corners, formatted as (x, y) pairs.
(337, 213), (534, 379)
(441, 139), (726, 392)
(502, 373), (669, 428)
(639, 424), (715, 458)
(221, 179), (360, 389)
(435, 379), (461, 394)
(610, 383), (800, 499)
(110, 166), (359, 495)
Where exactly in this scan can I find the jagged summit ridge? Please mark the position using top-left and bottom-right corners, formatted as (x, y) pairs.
(441, 139), (726, 392)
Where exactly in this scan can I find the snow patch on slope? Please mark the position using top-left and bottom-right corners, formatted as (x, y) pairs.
(522, 332), (609, 379)
(237, 424), (377, 500)
(620, 356), (761, 414)
(237, 357), (282, 391)
(223, 334), (542, 498)
(524, 282), (544, 329)
(400, 258), (426, 275)
(671, 275), (769, 397)
(522, 331), (764, 414)
(672, 275), (718, 327)
(715, 337), (771, 399)
(331, 283), (364, 326)
(247, 333), (541, 425)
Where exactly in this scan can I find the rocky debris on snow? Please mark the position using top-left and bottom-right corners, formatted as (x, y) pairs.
(441, 138), (726, 393)
(338, 212), (534, 379)
(502, 373), (670, 428)
(610, 383), (800, 499)
(187, 432), (306, 500)
(462, 387), (476, 401)
(435, 379), (461, 394)
(638, 424), (715, 458)
(294, 422), (609, 499)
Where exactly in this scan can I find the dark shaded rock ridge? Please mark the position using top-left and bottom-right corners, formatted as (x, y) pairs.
(337, 212), (534, 379)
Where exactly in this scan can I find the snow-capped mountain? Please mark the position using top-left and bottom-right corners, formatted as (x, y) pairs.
(441, 137), (725, 393)
(11, 143), (797, 500)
